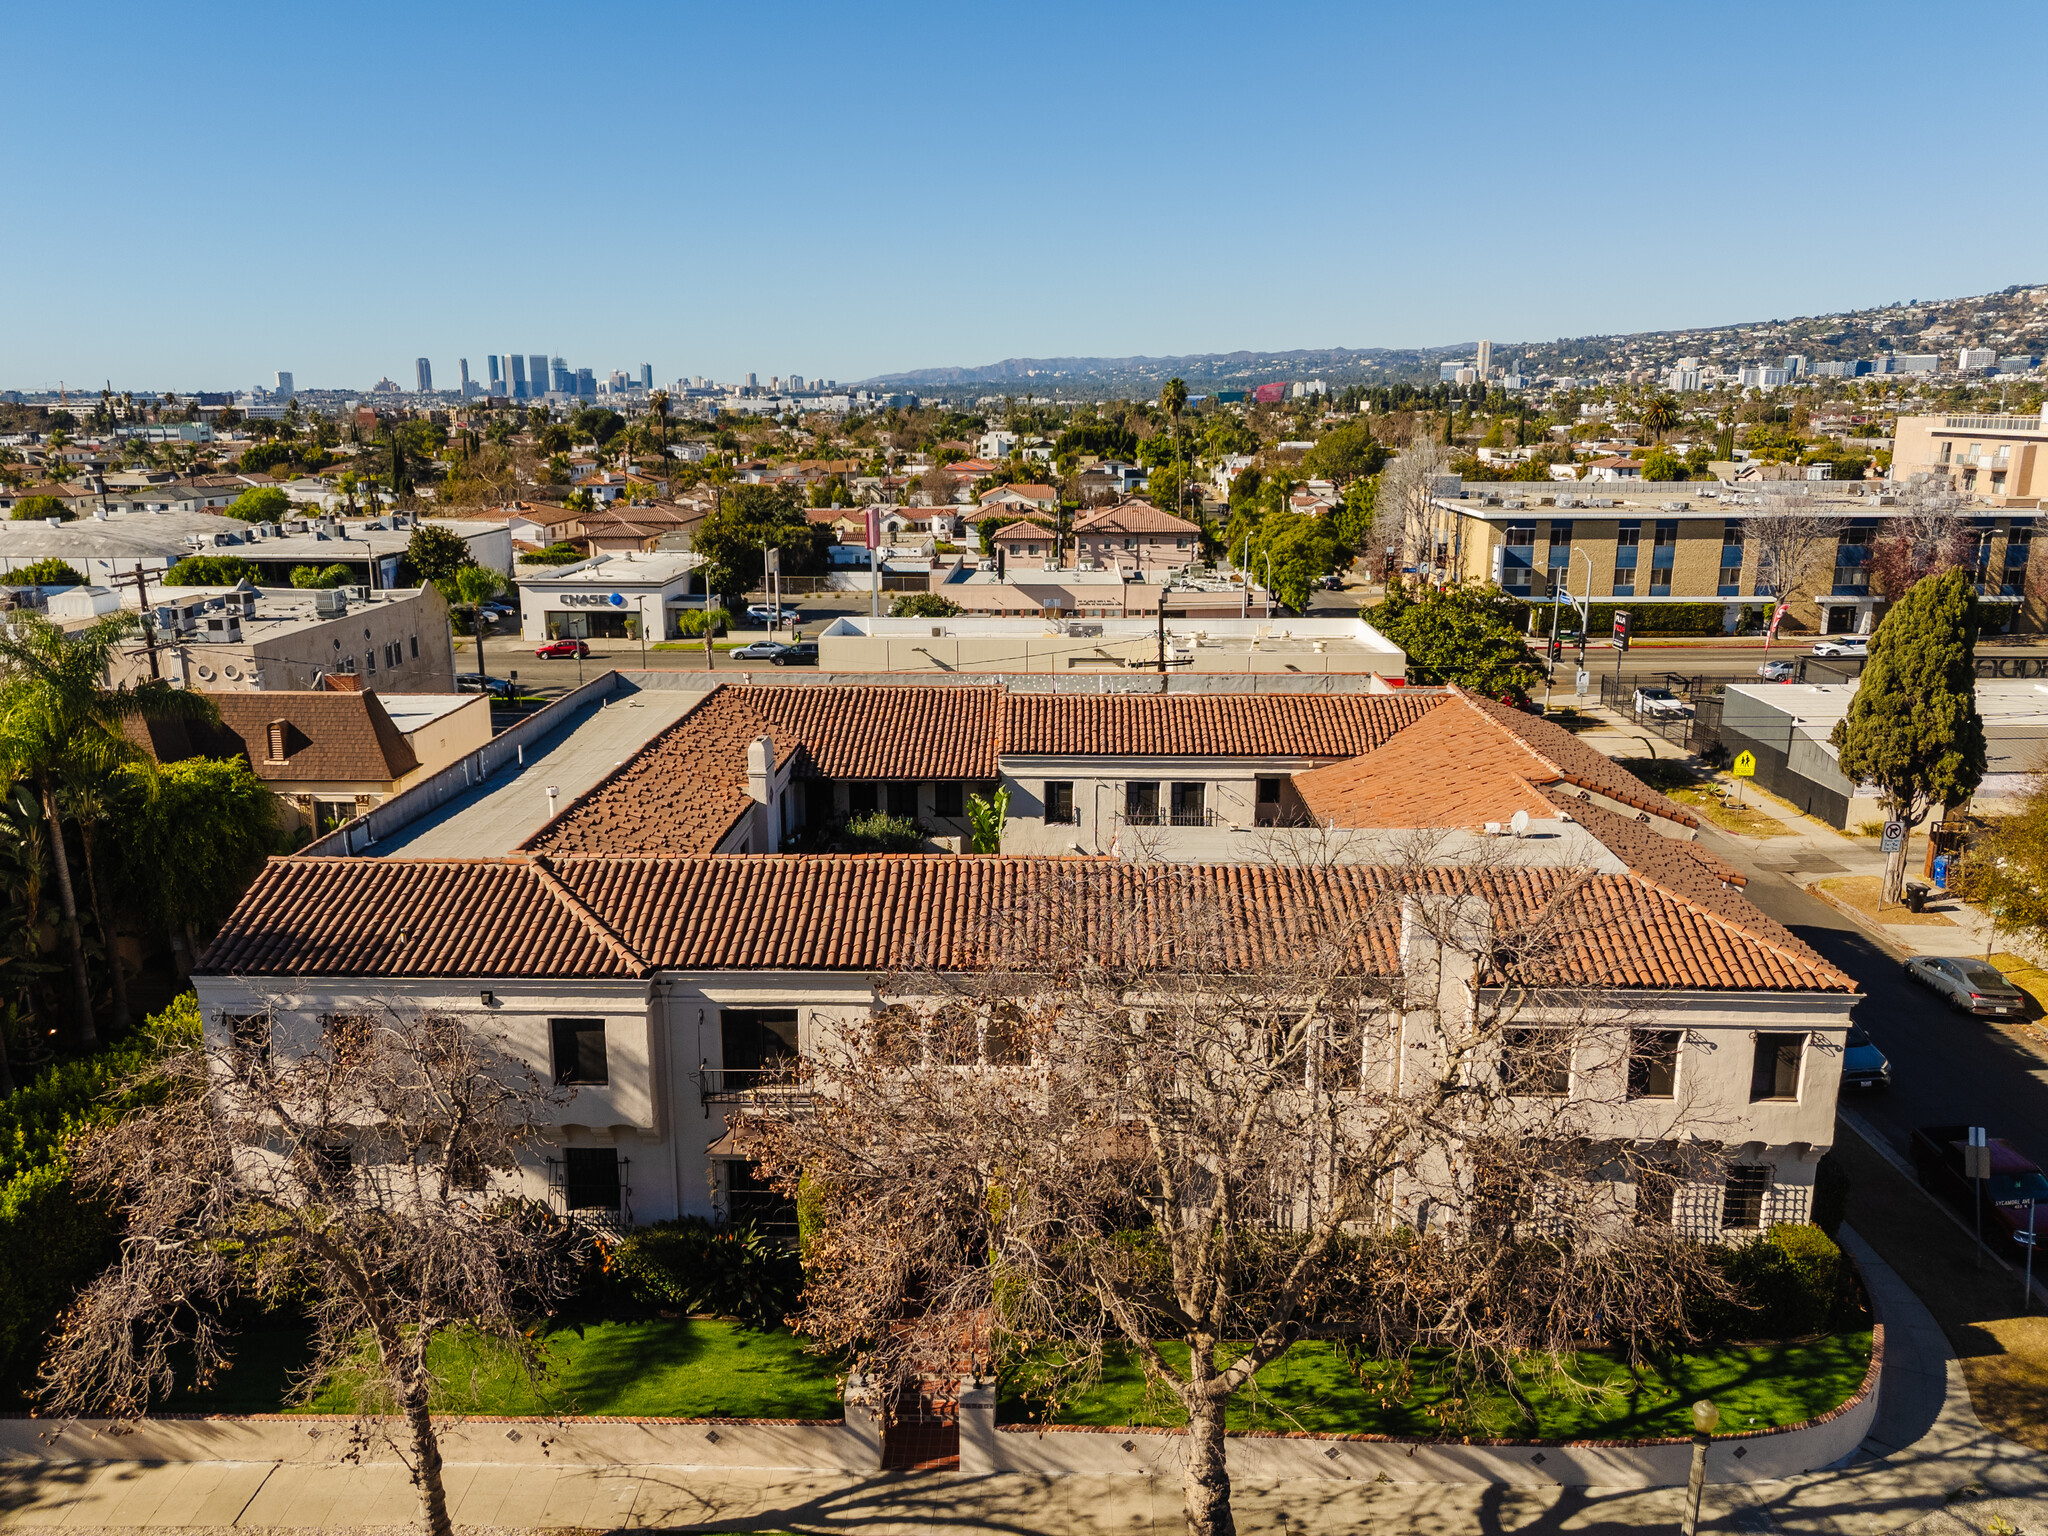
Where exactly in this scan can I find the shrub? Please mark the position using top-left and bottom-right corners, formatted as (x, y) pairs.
(166, 554), (258, 586)
(222, 486), (292, 524)
(290, 563), (353, 589)
(842, 811), (923, 853)
(521, 541), (588, 567)
(889, 592), (963, 619)
(9, 495), (73, 523)
(10, 557), (84, 586)
(609, 1218), (802, 1332)
(1693, 1222), (1849, 1340)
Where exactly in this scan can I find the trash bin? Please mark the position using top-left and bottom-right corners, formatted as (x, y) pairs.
(1903, 881), (1930, 914)
(1932, 854), (1951, 890)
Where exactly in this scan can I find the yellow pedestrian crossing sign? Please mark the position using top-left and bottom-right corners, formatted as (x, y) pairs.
(1732, 751), (1757, 778)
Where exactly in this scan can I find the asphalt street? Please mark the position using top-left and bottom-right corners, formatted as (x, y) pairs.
(1697, 822), (2048, 1172)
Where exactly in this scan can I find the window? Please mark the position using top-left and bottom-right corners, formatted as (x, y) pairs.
(1612, 566), (1636, 597)
(311, 1140), (353, 1179)
(1044, 781), (1076, 824)
(409, 634), (419, 658)
(1722, 1165), (1770, 1230)
(550, 1017), (608, 1085)
(2004, 527), (2033, 595)
(1504, 523), (1535, 549)
(563, 1147), (622, 1210)
(1501, 1028), (1570, 1097)
(223, 1011), (270, 1063)
(847, 782), (879, 816)
(321, 1011), (376, 1061)
(1547, 521), (1573, 568)
(932, 781), (964, 818)
(1651, 521), (1678, 560)
(1635, 1164), (1677, 1226)
(1749, 1031), (1804, 1101)
(722, 1160), (795, 1233)
(720, 1009), (799, 1082)
(366, 648), (376, 675)
(1170, 782), (1206, 825)
(886, 782), (919, 819)
(1627, 1030), (1680, 1099)
(1124, 781), (1160, 825)
(1256, 776), (1282, 805)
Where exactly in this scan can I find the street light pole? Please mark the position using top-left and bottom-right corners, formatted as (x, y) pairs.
(1680, 1399), (1717, 1536)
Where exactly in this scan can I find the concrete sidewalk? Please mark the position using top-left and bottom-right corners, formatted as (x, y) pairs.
(5, 1236), (2046, 1535)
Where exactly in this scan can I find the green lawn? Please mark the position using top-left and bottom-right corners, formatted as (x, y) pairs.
(173, 1317), (845, 1420)
(1005, 1334), (1872, 1440)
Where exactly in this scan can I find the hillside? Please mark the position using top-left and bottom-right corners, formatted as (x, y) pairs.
(859, 283), (2048, 398)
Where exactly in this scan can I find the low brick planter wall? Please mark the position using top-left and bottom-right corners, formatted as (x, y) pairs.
(965, 1324), (1882, 1488)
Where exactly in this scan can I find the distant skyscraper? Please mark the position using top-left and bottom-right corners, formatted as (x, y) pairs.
(416, 358), (433, 393)
(510, 355), (529, 400)
(487, 355), (502, 386)
(1476, 340), (1492, 381)
(458, 358), (471, 389)
(528, 355), (549, 400)
(575, 367), (595, 399)
(745, 371), (758, 390)
(639, 363), (653, 389)
(274, 371), (294, 400)
(550, 357), (571, 394)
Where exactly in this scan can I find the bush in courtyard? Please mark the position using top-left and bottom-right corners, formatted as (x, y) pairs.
(1691, 1222), (1851, 1340)
(841, 811), (922, 853)
(610, 1218), (803, 1332)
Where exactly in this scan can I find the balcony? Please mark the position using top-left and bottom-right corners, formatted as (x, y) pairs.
(698, 1060), (809, 1103)
(1116, 808), (1224, 829)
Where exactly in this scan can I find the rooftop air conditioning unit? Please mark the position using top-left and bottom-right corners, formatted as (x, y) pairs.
(202, 615), (242, 644)
(313, 589), (348, 619)
(344, 585), (370, 602)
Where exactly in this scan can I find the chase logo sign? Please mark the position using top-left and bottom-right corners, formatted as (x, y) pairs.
(560, 591), (629, 608)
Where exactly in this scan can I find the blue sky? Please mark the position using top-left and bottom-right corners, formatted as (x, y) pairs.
(4, 1), (2044, 392)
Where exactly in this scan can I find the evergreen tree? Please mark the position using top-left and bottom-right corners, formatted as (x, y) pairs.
(1832, 569), (1986, 903)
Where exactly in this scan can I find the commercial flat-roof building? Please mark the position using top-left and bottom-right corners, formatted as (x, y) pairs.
(816, 614), (1406, 678)
(1891, 408), (2048, 507)
(514, 549), (708, 643)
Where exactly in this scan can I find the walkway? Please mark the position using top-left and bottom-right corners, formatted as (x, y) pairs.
(3, 1240), (2045, 1535)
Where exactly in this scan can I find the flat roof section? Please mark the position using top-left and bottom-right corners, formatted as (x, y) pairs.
(371, 684), (707, 858)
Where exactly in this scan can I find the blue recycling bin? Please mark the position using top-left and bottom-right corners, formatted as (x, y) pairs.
(1932, 854), (1951, 890)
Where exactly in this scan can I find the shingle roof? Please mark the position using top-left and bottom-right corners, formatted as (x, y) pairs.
(998, 691), (1439, 758)
(198, 854), (1854, 993)
(203, 690), (420, 785)
(1292, 694), (1561, 827)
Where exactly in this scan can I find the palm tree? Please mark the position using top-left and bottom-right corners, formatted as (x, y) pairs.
(1641, 395), (1680, 443)
(649, 390), (672, 498)
(0, 613), (216, 1049)
(1160, 378), (1190, 522)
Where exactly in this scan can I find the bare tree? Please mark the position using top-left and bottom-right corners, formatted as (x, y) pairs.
(752, 863), (1728, 1536)
(1743, 491), (1848, 641)
(41, 1005), (586, 1536)
(1375, 439), (1453, 584)
(920, 465), (960, 509)
(1868, 484), (1974, 602)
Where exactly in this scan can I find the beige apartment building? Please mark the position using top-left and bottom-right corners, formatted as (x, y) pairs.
(1446, 485), (2043, 636)
(1892, 407), (2048, 506)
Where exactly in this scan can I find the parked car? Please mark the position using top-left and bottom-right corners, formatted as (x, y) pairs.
(1631, 686), (1690, 719)
(730, 640), (790, 661)
(1902, 955), (2030, 1017)
(534, 639), (589, 659)
(1840, 1024), (1890, 1090)
(1811, 636), (1868, 658)
(1910, 1124), (2048, 1253)
(1756, 659), (1798, 682)
(745, 604), (799, 624)
(455, 673), (515, 699)
(770, 642), (820, 666)
(1319, 574), (1345, 590)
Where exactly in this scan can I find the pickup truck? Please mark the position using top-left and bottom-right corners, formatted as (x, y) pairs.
(1910, 1124), (2048, 1253)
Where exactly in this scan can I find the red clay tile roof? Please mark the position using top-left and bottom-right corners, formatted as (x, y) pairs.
(198, 854), (1854, 993)
(1456, 690), (1697, 828)
(520, 690), (791, 858)
(998, 691), (1439, 758)
(203, 690), (420, 785)
(1073, 501), (1200, 535)
(748, 685), (1003, 780)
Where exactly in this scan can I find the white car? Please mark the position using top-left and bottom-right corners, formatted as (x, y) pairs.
(1811, 637), (1868, 658)
(1631, 686), (1691, 719)
(729, 640), (789, 661)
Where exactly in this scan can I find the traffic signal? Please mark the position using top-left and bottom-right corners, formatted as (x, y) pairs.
(1548, 635), (1563, 661)
(1613, 610), (1631, 652)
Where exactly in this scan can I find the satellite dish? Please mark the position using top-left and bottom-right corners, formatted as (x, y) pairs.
(1509, 809), (1531, 837)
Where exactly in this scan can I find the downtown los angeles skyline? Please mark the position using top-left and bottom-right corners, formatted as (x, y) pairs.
(3, 0), (2046, 390)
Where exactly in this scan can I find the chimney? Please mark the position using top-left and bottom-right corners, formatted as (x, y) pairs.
(746, 733), (777, 850)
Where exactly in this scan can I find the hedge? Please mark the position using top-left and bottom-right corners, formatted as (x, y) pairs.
(1519, 600), (1728, 637)
(607, 1217), (803, 1333)
(1691, 1223), (1856, 1340)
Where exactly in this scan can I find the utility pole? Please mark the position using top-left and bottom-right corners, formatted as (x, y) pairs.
(1157, 588), (1166, 674)
(110, 561), (163, 681)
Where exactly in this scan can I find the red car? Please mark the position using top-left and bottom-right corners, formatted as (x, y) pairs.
(535, 640), (590, 659)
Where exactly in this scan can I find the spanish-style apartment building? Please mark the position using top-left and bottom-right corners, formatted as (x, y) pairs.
(194, 676), (1858, 1243)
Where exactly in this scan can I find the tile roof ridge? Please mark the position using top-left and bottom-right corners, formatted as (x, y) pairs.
(1609, 861), (1854, 992)
(1448, 687), (1568, 784)
(526, 856), (650, 976)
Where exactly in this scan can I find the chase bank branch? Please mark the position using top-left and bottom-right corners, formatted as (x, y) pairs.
(514, 550), (709, 644)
